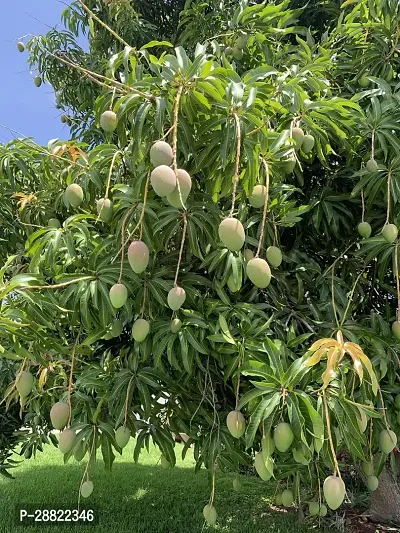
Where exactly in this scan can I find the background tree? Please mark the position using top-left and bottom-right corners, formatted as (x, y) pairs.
(2, 0), (400, 526)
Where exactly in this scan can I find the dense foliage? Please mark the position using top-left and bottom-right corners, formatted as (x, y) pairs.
(2, 0), (400, 523)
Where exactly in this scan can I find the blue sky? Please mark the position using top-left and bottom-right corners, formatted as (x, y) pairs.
(0, 1), (87, 146)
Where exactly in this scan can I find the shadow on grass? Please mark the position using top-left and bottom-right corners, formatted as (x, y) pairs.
(0, 462), (324, 533)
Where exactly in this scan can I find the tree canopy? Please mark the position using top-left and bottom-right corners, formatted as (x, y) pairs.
(2, 0), (400, 524)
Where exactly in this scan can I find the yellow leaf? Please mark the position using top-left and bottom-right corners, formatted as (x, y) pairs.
(357, 351), (379, 395)
(305, 346), (328, 367)
(38, 368), (48, 389)
(309, 338), (338, 352)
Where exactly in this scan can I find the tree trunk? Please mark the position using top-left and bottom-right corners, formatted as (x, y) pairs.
(369, 460), (400, 524)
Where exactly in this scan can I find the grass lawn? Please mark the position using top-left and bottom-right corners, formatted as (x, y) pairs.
(0, 440), (327, 533)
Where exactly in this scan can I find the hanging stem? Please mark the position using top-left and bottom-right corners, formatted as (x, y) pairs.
(18, 276), (95, 291)
(369, 418), (373, 464)
(78, 0), (131, 48)
(340, 270), (364, 326)
(172, 85), (185, 210)
(378, 386), (391, 433)
(124, 376), (135, 426)
(229, 113), (242, 218)
(109, 87), (116, 110)
(235, 349), (243, 411)
(67, 333), (80, 426)
(115, 172), (150, 262)
(256, 159), (271, 258)
(322, 391), (342, 480)
(209, 468), (216, 505)
(140, 282), (147, 318)
(316, 461), (322, 506)
(371, 129), (375, 160)
(161, 126), (174, 141)
(97, 151), (121, 221)
(272, 213), (278, 247)
(361, 189), (365, 223)
(395, 241), (400, 321)
(78, 425), (97, 506)
(117, 203), (138, 284)
(385, 170), (392, 225)
(331, 269), (340, 329)
(174, 212), (188, 287)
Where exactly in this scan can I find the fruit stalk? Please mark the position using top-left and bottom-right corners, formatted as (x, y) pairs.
(256, 159), (271, 257)
(209, 468), (216, 505)
(115, 172), (150, 269)
(79, 426), (97, 504)
(361, 189), (365, 222)
(322, 391), (342, 481)
(371, 128), (375, 160)
(67, 333), (80, 426)
(124, 376), (135, 426)
(340, 270), (364, 326)
(97, 151), (121, 222)
(395, 241), (400, 321)
(140, 282), (147, 318)
(385, 169), (392, 226)
(229, 113), (242, 218)
(172, 85), (186, 210)
(331, 269), (340, 329)
(378, 386), (391, 434)
(117, 203), (138, 283)
(369, 418), (373, 463)
(173, 212), (188, 287)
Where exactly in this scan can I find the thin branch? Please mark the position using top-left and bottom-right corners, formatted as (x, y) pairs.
(320, 242), (356, 281)
(256, 159), (271, 258)
(78, 0), (131, 48)
(0, 124), (87, 170)
(43, 46), (153, 101)
(247, 119), (270, 136)
(174, 212), (188, 287)
(18, 276), (95, 291)
(49, 50), (127, 94)
(229, 113), (242, 218)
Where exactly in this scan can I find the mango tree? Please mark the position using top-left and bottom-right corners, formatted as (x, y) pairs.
(2, 0), (400, 525)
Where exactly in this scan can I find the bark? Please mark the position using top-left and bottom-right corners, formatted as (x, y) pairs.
(369, 458), (400, 524)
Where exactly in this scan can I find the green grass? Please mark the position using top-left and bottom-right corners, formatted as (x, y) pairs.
(0, 441), (326, 533)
